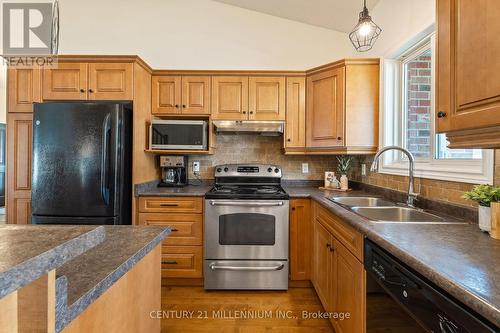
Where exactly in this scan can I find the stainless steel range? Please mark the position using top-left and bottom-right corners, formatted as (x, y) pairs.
(204, 164), (289, 290)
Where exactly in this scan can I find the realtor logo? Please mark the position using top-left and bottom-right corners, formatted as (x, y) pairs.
(2, 2), (53, 55)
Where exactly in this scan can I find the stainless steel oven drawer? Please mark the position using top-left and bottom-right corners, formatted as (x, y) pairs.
(204, 260), (288, 290)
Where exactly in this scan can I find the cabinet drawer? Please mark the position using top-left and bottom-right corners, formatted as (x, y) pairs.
(315, 203), (363, 261)
(138, 197), (203, 213)
(161, 246), (203, 278)
(139, 213), (202, 246)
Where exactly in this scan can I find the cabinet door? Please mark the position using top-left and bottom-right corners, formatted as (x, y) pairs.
(306, 68), (345, 148)
(7, 68), (41, 113)
(289, 199), (311, 280)
(42, 63), (88, 100)
(437, 0), (500, 132)
(285, 77), (306, 148)
(181, 76), (211, 115)
(88, 63), (133, 100)
(151, 76), (181, 115)
(248, 76), (285, 120)
(139, 213), (203, 246)
(332, 240), (366, 333)
(6, 113), (33, 224)
(312, 220), (333, 310)
(211, 76), (248, 120)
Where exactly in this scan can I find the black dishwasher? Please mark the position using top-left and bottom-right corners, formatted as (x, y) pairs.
(365, 239), (498, 333)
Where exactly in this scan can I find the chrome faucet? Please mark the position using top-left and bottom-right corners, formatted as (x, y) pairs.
(370, 146), (418, 207)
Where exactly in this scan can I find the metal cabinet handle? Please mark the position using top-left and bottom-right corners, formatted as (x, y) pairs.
(249, 111), (254, 114)
(209, 263), (284, 271)
(242, 111), (247, 114)
(175, 104), (179, 108)
(209, 200), (284, 207)
(89, 88), (94, 93)
(326, 243), (331, 248)
(337, 137), (342, 140)
(287, 138), (291, 142)
(170, 228), (179, 232)
(80, 88), (85, 93)
(159, 203), (179, 207)
(437, 111), (447, 118)
(162, 261), (178, 265)
(182, 104), (186, 108)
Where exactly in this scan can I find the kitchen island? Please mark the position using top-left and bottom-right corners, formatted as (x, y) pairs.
(0, 224), (169, 333)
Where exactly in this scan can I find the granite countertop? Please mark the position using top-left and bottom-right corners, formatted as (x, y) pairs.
(0, 225), (105, 299)
(54, 225), (170, 332)
(133, 183), (500, 327)
(136, 182), (212, 197)
(285, 186), (500, 328)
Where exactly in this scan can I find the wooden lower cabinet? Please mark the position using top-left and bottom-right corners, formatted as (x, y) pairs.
(138, 197), (203, 282)
(311, 202), (366, 332)
(6, 113), (33, 224)
(289, 199), (311, 280)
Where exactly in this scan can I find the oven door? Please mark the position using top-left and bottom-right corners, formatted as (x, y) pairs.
(204, 199), (289, 260)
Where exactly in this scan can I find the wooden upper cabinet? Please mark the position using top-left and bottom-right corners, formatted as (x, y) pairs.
(212, 76), (248, 120)
(289, 199), (311, 281)
(305, 59), (379, 154)
(152, 75), (210, 115)
(7, 68), (41, 113)
(182, 76), (211, 115)
(306, 67), (345, 149)
(248, 76), (285, 120)
(42, 63), (88, 100)
(88, 63), (133, 100)
(437, 0), (500, 147)
(6, 113), (33, 224)
(42, 62), (133, 101)
(152, 76), (181, 115)
(284, 77), (306, 150)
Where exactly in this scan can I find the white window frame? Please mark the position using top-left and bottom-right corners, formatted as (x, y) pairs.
(379, 33), (494, 185)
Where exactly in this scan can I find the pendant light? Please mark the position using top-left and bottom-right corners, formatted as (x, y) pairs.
(349, 0), (382, 52)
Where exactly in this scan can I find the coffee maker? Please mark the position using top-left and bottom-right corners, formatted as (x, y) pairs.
(159, 156), (188, 187)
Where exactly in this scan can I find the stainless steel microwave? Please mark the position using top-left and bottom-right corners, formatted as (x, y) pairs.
(150, 120), (208, 150)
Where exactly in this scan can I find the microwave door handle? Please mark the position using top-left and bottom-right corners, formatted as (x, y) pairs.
(209, 201), (284, 207)
(101, 114), (112, 205)
(209, 263), (285, 271)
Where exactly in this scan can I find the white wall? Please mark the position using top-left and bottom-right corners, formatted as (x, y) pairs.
(365, 0), (435, 57)
(58, 0), (355, 70)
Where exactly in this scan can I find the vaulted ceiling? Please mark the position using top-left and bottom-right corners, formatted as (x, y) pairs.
(213, 0), (381, 33)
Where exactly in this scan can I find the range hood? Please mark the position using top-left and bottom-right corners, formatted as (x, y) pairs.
(213, 121), (284, 136)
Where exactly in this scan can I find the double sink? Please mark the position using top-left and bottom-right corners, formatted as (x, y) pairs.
(328, 196), (466, 224)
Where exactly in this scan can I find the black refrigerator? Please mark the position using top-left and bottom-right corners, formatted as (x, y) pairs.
(31, 101), (132, 225)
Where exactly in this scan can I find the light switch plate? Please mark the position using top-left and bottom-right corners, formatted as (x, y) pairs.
(302, 163), (309, 173)
(192, 161), (200, 173)
(361, 164), (366, 176)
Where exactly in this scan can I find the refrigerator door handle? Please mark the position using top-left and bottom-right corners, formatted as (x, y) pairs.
(101, 114), (112, 205)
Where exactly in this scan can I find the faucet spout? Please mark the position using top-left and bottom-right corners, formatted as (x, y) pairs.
(370, 146), (418, 207)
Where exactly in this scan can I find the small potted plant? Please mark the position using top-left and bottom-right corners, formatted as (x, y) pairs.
(336, 156), (353, 191)
(462, 184), (500, 232)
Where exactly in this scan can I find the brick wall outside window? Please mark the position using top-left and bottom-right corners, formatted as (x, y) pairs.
(405, 50), (432, 158)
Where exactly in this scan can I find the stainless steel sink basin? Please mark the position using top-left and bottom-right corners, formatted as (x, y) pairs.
(350, 207), (464, 224)
(329, 196), (395, 207)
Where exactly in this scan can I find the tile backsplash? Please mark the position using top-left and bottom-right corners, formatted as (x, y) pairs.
(187, 135), (337, 180)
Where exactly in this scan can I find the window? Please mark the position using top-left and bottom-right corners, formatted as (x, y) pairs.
(380, 33), (493, 184)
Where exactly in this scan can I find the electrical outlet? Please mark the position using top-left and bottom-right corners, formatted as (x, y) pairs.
(192, 161), (200, 173)
(361, 164), (367, 176)
(302, 163), (309, 173)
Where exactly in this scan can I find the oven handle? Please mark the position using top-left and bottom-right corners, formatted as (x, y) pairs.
(209, 263), (285, 271)
(209, 200), (284, 207)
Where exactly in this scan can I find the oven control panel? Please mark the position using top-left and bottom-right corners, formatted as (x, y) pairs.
(214, 164), (282, 178)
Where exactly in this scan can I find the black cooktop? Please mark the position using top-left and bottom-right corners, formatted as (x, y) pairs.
(205, 184), (289, 200)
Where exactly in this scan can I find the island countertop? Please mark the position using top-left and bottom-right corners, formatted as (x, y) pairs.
(54, 225), (170, 332)
(0, 225), (105, 299)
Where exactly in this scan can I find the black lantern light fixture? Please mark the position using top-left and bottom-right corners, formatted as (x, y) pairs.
(349, 0), (382, 52)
